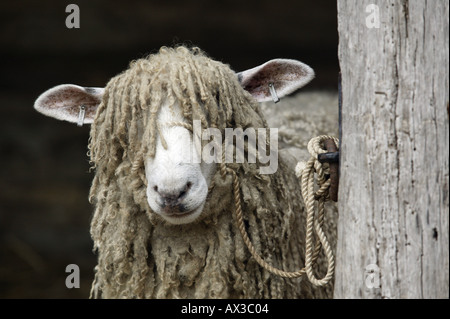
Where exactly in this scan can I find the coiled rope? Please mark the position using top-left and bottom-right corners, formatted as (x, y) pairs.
(228, 135), (338, 287)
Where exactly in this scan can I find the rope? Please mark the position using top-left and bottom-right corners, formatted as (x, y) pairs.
(229, 135), (338, 286)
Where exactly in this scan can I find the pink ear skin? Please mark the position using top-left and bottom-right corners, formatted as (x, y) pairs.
(34, 84), (104, 124)
(237, 59), (315, 102)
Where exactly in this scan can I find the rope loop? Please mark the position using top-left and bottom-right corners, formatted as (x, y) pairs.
(230, 135), (339, 287)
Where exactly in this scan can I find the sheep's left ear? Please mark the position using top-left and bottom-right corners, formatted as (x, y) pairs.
(237, 59), (314, 103)
(34, 84), (104, 125)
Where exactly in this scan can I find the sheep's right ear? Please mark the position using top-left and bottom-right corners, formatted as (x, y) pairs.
(34, 84), (104, 125)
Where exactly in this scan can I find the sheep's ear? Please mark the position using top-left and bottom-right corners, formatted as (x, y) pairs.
(237, 59), (314, 103)
(34, 84), (104, 125)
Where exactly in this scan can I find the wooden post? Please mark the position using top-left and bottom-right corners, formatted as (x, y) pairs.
(335, 0), (449, 298)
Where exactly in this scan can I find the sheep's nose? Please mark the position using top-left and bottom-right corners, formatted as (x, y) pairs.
(153, 182), (192, 208)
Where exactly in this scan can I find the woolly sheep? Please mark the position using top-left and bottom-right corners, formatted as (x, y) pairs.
(34, 46), (337, 298)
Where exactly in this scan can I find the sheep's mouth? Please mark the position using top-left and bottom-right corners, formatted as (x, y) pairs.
(165, 210), (194, 218)
(159, 203), (204, 224)
(163, 205), (197, 218)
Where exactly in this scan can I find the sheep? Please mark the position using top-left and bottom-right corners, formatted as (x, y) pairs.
(34, 46), (337, 298)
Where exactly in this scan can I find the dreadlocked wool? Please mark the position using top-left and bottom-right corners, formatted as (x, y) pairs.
(88, 46), (335, 298)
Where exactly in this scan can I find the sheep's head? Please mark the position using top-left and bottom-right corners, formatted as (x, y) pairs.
(34, 47), (314, 225)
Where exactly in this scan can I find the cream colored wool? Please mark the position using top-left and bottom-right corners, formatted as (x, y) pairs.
(88, 46), (333, 298)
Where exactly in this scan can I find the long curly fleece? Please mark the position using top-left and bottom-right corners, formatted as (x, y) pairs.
(88, 46), (333, 298)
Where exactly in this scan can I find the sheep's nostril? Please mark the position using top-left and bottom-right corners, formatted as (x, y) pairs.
(178, 182), (192, 199)
(153, 185), (158, 193)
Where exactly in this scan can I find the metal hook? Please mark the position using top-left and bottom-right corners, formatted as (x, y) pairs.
(317, 139), (340, 202)
(77, 105), (86, 127)
(268, 83), (280, 103)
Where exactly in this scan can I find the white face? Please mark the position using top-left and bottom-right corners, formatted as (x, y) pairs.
(144, 101), (216, 225)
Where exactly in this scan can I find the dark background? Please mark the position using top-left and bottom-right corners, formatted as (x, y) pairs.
(0, 0), (338, 298)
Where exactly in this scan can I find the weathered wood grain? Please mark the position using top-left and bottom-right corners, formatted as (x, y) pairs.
(335, 0), (449, 298)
